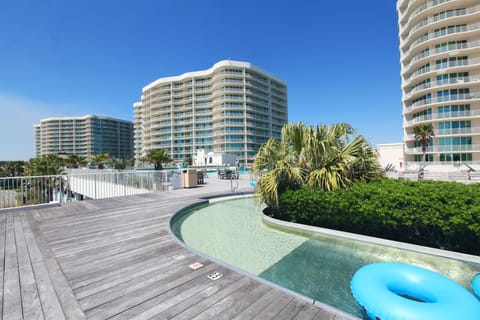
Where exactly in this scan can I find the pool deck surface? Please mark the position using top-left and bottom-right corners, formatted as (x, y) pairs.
(0, 175), (352, 319)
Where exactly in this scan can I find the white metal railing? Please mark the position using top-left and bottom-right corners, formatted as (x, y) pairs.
(0, 170), (182, 210)
(0, 175), (69, 209)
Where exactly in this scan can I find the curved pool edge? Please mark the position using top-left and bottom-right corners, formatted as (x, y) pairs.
(167, 194), (359, 320)
(262, 214), (480, 265)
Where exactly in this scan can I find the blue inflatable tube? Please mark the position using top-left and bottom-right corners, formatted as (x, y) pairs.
(473, 273), (480, 300)
(351, 262), (480, 320)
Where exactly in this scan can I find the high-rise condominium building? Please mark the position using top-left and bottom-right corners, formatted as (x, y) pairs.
(34, 115), (134, 159)
(398, 0), (480, 165)
(134, 60), (288, 166)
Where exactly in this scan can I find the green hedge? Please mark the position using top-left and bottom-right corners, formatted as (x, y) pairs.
(272, 179), (480, 255)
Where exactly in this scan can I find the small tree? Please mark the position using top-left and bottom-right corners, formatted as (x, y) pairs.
(253, 122), (383, 210)
(91, 153), (110, 169)
(184, 157), (193, 166)
(2, 161), (25, 176)
(25, 155), (64, 176)
(142, 150), (172, 170)
(413, 124), (435, 177)
(24, 155), (65, 203)
(65, 154), (87, 168)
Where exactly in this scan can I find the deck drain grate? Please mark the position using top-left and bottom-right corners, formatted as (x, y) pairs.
(189, 262), (204, 270)
(172, 254), (185, 260)
(207, 271), (223, 281)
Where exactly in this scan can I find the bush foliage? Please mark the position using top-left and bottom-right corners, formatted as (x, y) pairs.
(271, 179), (480, 255)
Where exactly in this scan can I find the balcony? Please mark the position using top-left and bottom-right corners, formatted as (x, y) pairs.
(405, 144), (480, 154)
(406, 127), (480, 139)
(401, 0), (452, 29)
(405, 92), (480, 112)
(403, 22), (480, 55)
(402, 6), (480, 47)
(405, 109), (480, 126)
(405, 76), (480, 99)
(403, 40), (480, 83)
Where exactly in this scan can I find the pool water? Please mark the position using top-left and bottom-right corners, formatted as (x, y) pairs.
(171, 197), (480, 317)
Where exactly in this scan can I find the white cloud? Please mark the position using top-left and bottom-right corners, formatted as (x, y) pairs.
(0, 92), (77, 161)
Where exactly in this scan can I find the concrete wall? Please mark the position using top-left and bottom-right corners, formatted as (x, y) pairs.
(377, 143), (404, 171)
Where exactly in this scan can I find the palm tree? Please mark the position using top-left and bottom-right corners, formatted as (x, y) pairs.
(91, 153), (110, 169)
(65, 154), (87, 168)
(24, 155), (65, 203)
(253, 136), (305, 208)
(413, 124), (434, 176)
(2, 161), (25, 176)
(142, 149), (172, 170)
(253, 122), (383, 210)
(25, 155), (64, 176)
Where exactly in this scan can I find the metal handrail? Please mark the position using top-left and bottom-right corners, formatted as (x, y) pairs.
(0, 170), (181, 210)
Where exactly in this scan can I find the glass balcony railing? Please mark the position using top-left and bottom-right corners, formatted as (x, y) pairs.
(405, 92), (480, 111)
(405, 76), (480, 98)
(405, 144), (480, 154)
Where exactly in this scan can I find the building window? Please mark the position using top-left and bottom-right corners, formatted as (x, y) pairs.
(414, 154), (433, 162)
(436, 72), (468, 85)
(435, 40), (467, 54)
(436, 88), (469, 102)
(433, 8), (466, 22)
(434, 24), (467, 38)
(440, 153), (472, 162)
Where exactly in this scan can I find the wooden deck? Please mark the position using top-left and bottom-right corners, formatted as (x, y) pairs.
(0, 189), (352, 319)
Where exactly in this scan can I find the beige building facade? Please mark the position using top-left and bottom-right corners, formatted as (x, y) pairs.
(398, 0), (480, 165)
(34, 115), (133, 160)
(134, 60), (288, 166)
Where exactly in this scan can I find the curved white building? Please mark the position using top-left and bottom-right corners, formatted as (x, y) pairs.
(398, 0), (480, 165)
(134, 60), (288, 166)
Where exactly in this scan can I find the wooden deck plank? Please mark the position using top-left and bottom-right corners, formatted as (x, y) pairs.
(39, 208), (171, 241)
(57, 231), (169, 269)
(111, 268), (243, 320)
(20, 216), (67, 320)
(211, 283), (272, 320)
(230, 287), (285, 320)
(13, 214), (44, 320)
(74, 250), (195, 299)
(85, 263), (217, 320)
(68, 243), (184, 288)
(3, 214), (23, 320)
(24, 215), (86, 320)
(0, 188), (348, 320)
(292, 304), (320, 320)
(170, 274), (253, 320)
(50, 217), (168, 255)
(272, 298), (305, 319)
(145, 273), (249, 320)
(188, 277), (261, 320)
(313, 309), (340, 320)
(63, 238), (177, 281)
(78, 254), (202, 308)
(250, 291), (293, 320)
(37, 199), (188, 231)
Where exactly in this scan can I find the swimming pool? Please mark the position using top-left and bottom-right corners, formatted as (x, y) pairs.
(170, 197), (480, 318)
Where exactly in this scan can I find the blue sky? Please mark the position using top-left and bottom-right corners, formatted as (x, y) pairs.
(0, 0), (401, 161)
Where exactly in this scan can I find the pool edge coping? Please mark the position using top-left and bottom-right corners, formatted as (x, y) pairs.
(167, 194), (359, 320)
(262, 214), (480, 266)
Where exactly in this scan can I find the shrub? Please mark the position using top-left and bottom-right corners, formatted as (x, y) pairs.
(273, 179), (480, 255)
